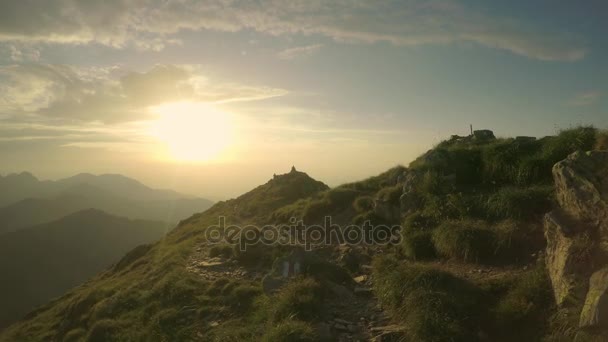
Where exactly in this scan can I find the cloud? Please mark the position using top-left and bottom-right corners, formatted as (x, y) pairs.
(0, 63), (288, 124)
(568, 91), (601, 106)
(278, 44), (323, 60)
(0, 0), (587, 61)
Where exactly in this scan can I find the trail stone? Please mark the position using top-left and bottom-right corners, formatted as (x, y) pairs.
(579, 267), (608, 328)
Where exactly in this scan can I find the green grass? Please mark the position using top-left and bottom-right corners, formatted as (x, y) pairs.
(261, 320), (318, 342)
(353, 195), (374, 212)
(399, 231), (436, 261)
(485, 185), (554, 220)
(373, 256), (486, 341)
(271, 277), (324, 322)
(492, 265), (552, 340)
(432, 220), (497, 263)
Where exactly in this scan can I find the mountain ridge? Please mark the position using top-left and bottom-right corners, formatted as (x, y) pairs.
(2, 127), (607, 341)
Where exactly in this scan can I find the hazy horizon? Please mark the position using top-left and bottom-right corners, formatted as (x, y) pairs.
(1, 1), (606, 199)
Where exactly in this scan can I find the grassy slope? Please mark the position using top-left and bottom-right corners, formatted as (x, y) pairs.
(0, 210), (167, 331)
(1, 127), (606, 341)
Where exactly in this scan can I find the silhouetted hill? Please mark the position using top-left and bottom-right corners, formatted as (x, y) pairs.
(190, 167), (329, 223)
(0, 174), (213, 233)
(0, 209), (166, 329)
(0, 172), (209, 207)
(56, 173), (190, 201)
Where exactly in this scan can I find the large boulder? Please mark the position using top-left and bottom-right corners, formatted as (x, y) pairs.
(545, 151), (608, 332)
(553, 151), (608, 251)
(544, 211), (580, 305)
(579, 267), (608, 328)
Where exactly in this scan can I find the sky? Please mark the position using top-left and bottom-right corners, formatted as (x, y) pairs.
(0, 0), (606, 199)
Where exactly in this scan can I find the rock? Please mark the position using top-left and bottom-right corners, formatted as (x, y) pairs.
(328, 282), (353, 298)
(544, 211), (579, 305)
(353, 275), (368, 284)
(315, 322), (333, 340)
(354, 287), (372, 297)
(198, 260), (224, 268)
(473, 129), (496, 141)
(553, 151), (608, 251)
(579, 267), (608, 328)
(334, 318), (353, 325)
(334, 323), (348, 331)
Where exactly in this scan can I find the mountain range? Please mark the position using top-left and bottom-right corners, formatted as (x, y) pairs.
(0, 173), (213, 233)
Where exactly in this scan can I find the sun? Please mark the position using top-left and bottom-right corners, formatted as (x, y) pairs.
(148, 101), (234, 162)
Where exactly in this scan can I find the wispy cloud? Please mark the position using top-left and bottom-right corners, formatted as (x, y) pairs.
(0, 1), (588, 61)
(0, 63), (288, 124)
(278, 44), (323, 60)
(568, 91), (601, 106)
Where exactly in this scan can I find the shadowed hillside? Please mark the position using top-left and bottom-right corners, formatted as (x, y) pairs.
(0, 209), (166, 330)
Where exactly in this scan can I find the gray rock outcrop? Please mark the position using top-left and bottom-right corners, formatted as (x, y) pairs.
(579, 267), (608, 328)
(544, 151), (608, 330)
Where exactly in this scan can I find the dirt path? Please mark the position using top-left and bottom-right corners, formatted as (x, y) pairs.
(186, 242), (402, 341)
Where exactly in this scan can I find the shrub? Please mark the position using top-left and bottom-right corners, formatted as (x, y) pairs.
(596, 130), (608, 150)
(541, 126), (597, 164)
(420, 170), (444, 194)
(399, 231), (436, 261)
(402, 212), (438, 233)
(481, 139), (542, 185)
(234, 244), (283, 268)
(432, 220), (496, 263)
(376, 184), (403, 205)
(325, 188), (361, 206)
(353, 196), (374, 212)
(373, 257), (485, 341)
(493, 265), (552, 339)
(486, 186), (553, 220)
(261, 320), (318, 342)
(227, 285), (262, 311)
(493, 220), (545, 263)
(272, 277), (324, 322)
(206, 278), (231, 296)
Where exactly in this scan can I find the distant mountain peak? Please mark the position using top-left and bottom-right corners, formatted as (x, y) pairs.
(3, 171), (38, 182)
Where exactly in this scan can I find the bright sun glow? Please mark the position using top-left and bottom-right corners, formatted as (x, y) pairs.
(148, 101), (234, 162)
